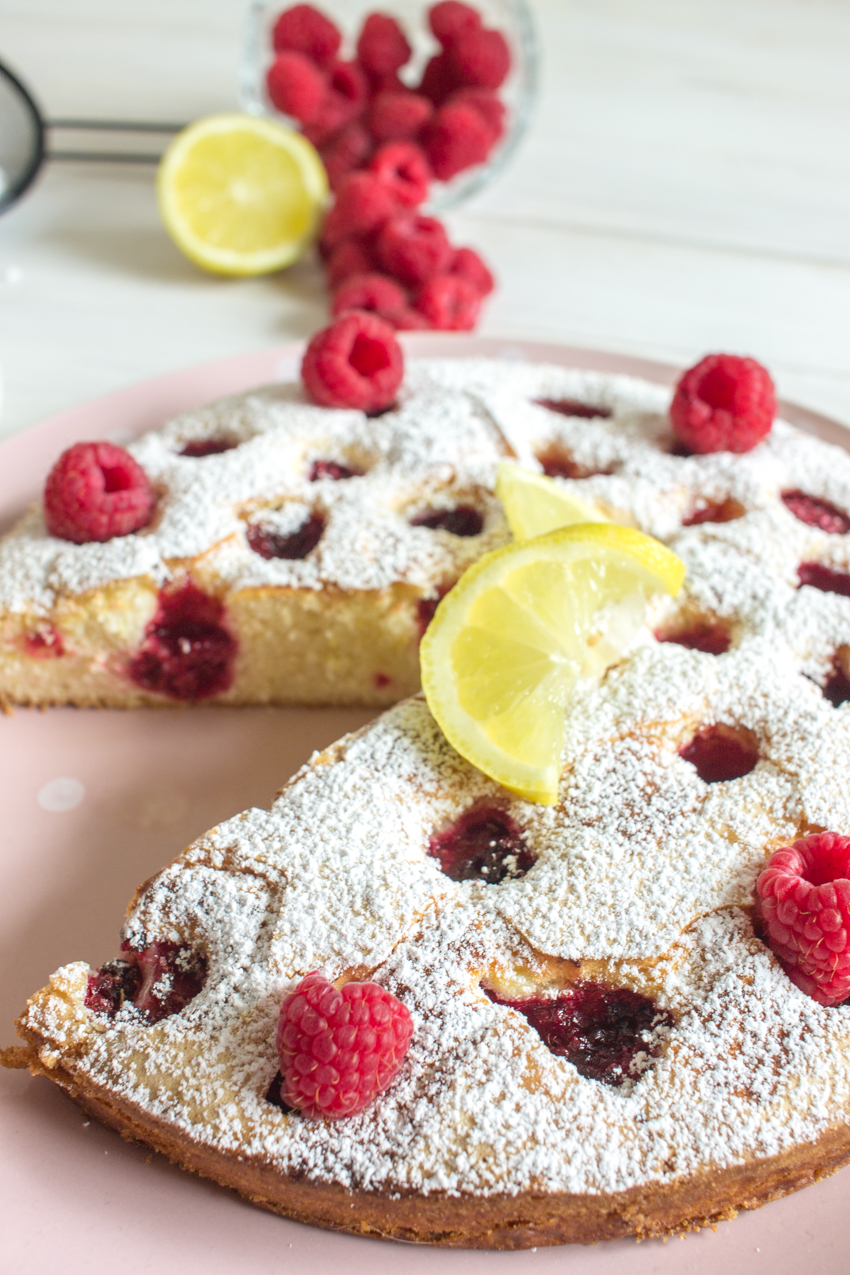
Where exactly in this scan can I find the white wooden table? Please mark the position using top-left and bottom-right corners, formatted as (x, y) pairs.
(1, 0), (849, 438)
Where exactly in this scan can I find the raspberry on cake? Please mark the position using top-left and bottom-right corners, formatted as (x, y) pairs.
(301, 311), (404, 411)
(44, 441), (155, 543)
(11, 654), (850, 1243)
(4, 348), (850, 727)
(277, 971), (413, 1118)
(8, 347), (850, 1245)
(756, 833), (850, 1006)
(670, 353), (776, 454)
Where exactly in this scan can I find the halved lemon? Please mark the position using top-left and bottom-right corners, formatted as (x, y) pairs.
(157, 114), (328, 276)
(420, 523), (685, 804)
(496, 460), (609, 540)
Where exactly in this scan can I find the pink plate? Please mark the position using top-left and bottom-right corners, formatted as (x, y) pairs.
(1, 336), (848, 1274)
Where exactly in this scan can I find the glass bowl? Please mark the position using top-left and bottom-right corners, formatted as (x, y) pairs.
(240, 0), (537, 211)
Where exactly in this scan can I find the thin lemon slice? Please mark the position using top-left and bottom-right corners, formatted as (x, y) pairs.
(157, 114), (328, 276)
(496, 460), (609, 540)
(420, 523), (685, 804)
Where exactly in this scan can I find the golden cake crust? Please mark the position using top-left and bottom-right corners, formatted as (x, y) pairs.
(14, 1034), (850, 1248)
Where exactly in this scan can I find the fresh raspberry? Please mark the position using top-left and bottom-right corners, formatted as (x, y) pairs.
(321, 171), (399, 248)
(356, 13), (411, 76)
(449, 245), (495, 296)
(276, 971), (413, 1119)
(332, 272), (410, 325)
(368, 91), (434, 143)
(423, 101), (496, 180)
(44, 442), (156, 544)
(272, 4), (341, 69)
(756, 833), (850, 1006)
(418, 52), (458, 105)
(319, 122), (372, 191)
(670, 354), (776, 455)
(368, 141), (432, 208)
(392, 307), (430, 330)
(327, 59), (368, 115)
(301, 312), (404, 413)
(781, 490), (850, 535)
(129, 584), (237, 701)
(266, 50), (328, 123)
(447, 86), (506, 140)
(429, 1), (482, 46)
(303, 60), (368, 145)
(367, 70), (406, 96)
(375, 213), (452, 286)
(415, 274), (482, 330)
(449, 27), (511, 90)
(325, 236), (376, 288)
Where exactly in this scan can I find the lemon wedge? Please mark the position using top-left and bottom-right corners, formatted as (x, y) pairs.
(157, 114), (328, 276)
(496, 460), (609, 540)
(420, 523), (685, 804)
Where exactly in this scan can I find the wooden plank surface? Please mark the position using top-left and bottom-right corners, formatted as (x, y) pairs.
(0, 0), (849, 436)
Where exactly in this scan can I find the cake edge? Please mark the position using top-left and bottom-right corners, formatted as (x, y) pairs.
(11, 1026), (850, 1250)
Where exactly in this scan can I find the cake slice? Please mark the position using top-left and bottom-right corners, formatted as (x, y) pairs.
(10, 659), (850, 1246)
(5, 343), (850, 712)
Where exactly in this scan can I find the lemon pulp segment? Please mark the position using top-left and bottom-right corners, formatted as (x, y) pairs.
(495, 460), (609, 540)
(420, 523), (685, 804)
(157, 114), (327, 276)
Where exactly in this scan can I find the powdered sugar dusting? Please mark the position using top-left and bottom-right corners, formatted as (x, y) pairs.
(16, 357), (850, 1204)
(21, 684), (850, 1198)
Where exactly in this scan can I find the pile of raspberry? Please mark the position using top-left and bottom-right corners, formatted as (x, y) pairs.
(266, 2), (503, 330)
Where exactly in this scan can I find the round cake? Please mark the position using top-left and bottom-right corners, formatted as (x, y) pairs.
(6, 354), (849, 709)
(8, 355), (850, 1246)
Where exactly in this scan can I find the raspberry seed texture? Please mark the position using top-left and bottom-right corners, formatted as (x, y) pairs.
(277, 971), (413, 1118)
(756, 833), (850, 1006)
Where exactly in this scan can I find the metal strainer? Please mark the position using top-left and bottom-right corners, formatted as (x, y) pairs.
(0, 57), (45, 214)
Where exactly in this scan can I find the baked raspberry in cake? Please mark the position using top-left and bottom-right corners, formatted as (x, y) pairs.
(11, 668), (850, 1246)
(4, 350), (850, 712)
(7, 350), (850, 1246)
